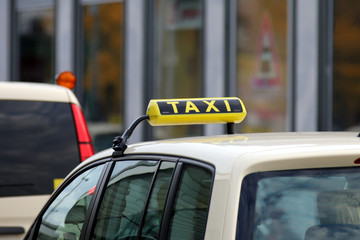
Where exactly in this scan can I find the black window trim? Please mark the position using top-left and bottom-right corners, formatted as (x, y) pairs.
(26, 154), (216, 240)
(136, 159), (179, 238)
(159, 161), (184, 240)
(98, 155), (217, 240)
(104, 155), (211, 240)
(159, 157), (215, 240)
(80, 161), (114, 240)
(83, 154), (179, 240)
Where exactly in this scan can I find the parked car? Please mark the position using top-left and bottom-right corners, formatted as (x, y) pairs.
(0, 80), (93, 239)
(25, 98), (360, 240)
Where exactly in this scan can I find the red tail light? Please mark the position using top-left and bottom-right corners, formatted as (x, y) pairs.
(72, 104), (94, 161)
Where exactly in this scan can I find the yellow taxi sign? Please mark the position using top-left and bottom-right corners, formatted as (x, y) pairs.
(146, 97), (246, 126)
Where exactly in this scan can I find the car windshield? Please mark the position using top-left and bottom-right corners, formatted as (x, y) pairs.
(237, 167), (360, 240)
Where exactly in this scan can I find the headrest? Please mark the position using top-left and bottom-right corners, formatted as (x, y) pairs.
(305, 224), (360, 240)
(317, 190), (360, 225)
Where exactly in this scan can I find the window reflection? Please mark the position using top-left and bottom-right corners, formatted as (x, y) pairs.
(82, 2), (124, 151)
(237, 0), (287, 132)
(169, 165), (213, 240)
(15, 1), (54, 83)
(93, 161), (159, 239)
(37, 165), (104, 240)
(333, 0), (360, 131)
(237, 168), (360, 240)
(142, 162), (176, 239)
(153, 0), (203, 139)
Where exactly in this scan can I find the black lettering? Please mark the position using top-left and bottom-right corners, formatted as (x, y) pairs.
(157, 99), (243, 115)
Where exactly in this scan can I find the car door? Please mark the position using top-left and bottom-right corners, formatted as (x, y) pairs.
(26, 156), (214, 240)
(24, 160), (108, 240)
(89, 157), (214, 240)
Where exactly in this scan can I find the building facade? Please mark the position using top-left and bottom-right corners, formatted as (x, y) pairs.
(0, 0), (358, 151)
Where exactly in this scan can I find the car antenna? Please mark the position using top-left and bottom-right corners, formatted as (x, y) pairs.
(112, 115), (149, 157)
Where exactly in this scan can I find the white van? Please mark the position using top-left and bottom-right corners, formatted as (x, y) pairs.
(0, 82), (93, 240)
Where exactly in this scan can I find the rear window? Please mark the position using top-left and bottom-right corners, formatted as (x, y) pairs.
(0, 100), (79, 197)
(237, 167), (360, 240)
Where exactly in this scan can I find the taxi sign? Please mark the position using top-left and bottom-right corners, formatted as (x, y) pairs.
(146, 97), (246, 126)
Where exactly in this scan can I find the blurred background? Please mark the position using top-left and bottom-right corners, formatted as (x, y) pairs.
(0, 0), (359, 152)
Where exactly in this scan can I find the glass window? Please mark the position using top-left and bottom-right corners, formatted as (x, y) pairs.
(236, 0), (287, 132)
(168, 164), (213, 240)
(142, 161), (176, 239)
(36, 164), (105, 240)
(333, 1), (360, 131)
(14, 0), (54, 83)
(0, 100), (79, 197)
(92, 160), (159, 239)
(237, 168), (360, 240)
(153, 0), (203, 139)
(82, 1), (124, 152)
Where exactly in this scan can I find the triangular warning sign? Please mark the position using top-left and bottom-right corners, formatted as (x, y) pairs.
(252, 13), (281, 88)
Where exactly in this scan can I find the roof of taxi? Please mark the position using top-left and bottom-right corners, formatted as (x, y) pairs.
(126, 131), (360, 155)
(0, 81), (79, 104)
(84, 131), (360, 173)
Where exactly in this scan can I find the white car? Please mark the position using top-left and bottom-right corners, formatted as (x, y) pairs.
(0, 81), (93, 240)
(25, 98), (360, 240)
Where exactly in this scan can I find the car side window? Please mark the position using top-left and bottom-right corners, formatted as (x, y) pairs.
(36, 164), (105, 240)
(142, 161), (176, 239)
(168, 164), (213, 240)
(92, 160), (159, 240)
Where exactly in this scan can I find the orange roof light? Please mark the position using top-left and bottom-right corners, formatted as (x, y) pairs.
(56, 71), (76, 89)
